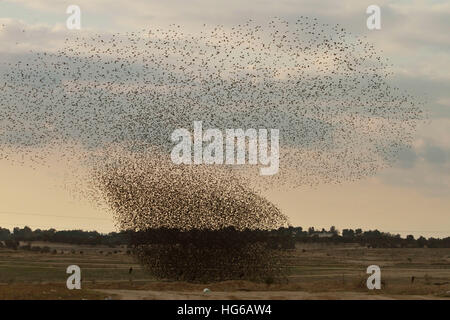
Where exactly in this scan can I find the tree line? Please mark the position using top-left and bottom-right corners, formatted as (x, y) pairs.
(0, 225), (449, 249)
(0, 226), (127, 248)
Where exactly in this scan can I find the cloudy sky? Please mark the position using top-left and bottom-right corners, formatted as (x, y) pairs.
(0, 0), (449, 237)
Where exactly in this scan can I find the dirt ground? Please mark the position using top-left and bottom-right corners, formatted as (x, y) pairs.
(95, 289), (448, 300)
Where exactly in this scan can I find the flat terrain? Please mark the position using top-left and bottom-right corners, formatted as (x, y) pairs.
(0, 242), (449, 300)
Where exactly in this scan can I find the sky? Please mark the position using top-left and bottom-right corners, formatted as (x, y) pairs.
(0, 0), (449, 237)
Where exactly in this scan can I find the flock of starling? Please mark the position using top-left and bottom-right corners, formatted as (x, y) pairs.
(129, 227), (291, 282)
(0, 18), (424, 281)
(91, 151), (289, 231)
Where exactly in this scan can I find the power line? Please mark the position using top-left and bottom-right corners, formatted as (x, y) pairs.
(0, 211), (448, 235)
(386, 230), (450, 233)
(0, 210), (111, 221)
(0, 221), (115, 233)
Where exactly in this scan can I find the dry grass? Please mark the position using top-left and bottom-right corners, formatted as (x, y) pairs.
(0, 243), (449, 299)
(0, 283), (110, 300)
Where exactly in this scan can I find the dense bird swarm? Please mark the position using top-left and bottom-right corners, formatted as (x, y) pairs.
(90, 151), (290, 281)
(129, 228), (292, 282)
(0, 18), (424, 281)
(92, 152), (288, 231)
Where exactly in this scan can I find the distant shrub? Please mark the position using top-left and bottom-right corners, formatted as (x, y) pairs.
(264, 277), (274, 286)
(4, 239), (19, 250)
(41, 246), (51, 253)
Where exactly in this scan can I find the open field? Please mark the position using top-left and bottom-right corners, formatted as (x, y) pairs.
(0, 242), (449, 300)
